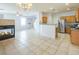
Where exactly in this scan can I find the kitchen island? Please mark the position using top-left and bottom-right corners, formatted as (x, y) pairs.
(40, 24), (56, 39)
(71, 28), (79, 45)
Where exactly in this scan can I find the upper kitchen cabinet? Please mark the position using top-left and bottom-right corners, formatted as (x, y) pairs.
(65, 16), (76, 23)
(41, 16), (48, 24)
(60, 16), (76, 23)
(76, 8), (79, 22)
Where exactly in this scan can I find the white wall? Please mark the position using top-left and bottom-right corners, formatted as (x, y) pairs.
(0, 10), (76, 32)
(52, 11), (75, 26)
(34, 12), (54, 32)
(0, 13), (16, 19)
(0, 11), (40, 31)
(4, 14), (16, 19)
(34, 12), (54, 33)
(16, 11), (40, 32)
(34, 12), (40, 32)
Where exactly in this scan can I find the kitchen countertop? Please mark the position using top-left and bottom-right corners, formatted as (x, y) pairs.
(39, 24), (57, 27)
(40, 23), (57, 25)
(71, 28), (79, 30)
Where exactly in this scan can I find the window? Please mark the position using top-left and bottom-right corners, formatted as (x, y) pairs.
(21, 17), (26, 26)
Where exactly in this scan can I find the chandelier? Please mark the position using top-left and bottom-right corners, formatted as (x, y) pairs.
(16, 3), (32, 16)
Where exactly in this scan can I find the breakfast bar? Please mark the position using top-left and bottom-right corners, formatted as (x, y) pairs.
(71, 28), (79, 45)
(40, 24), (56, 39)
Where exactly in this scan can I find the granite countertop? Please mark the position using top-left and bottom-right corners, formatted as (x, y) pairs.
(71, 27), (79, 31)
(70, 23), (79, 30)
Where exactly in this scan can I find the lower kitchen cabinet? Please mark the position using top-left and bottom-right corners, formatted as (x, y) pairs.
(71, 29), (79, 45)
(65, 28), (71, 34)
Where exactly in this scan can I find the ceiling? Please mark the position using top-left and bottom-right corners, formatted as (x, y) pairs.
(0, 3), (79, 14)
(0, 3), (16, 14)
(31, 3), (79, 13)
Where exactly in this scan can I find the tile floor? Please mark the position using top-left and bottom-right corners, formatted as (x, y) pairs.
(0, 29), (79, 55)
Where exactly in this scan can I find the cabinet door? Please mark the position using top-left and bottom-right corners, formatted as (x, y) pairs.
(42, 16), (48, 24)
(76, 8), (79, 22)
(66, 16), (76, 23)
(71, 30), (79, 45)
(66, 27), (71, 34)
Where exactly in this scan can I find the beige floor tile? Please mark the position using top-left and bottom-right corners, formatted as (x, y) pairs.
(0, 29), (79, 55)
(68, 50), (79, 55)
(55, 50), (68, 55)
(0, 46), (5, 55)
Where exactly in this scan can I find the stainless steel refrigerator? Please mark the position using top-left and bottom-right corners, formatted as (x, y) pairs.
(58, 19), (66, 33)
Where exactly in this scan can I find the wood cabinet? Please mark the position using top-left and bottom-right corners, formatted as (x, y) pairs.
(76, 8), (79, 22)
(60, 16), (76, 23)
(65, 16), (76, 23)
(71, 30), (79, 45)
(65, 28), (71, 34)
(60, 16), (76, 34)
(42, 16), (48, 24)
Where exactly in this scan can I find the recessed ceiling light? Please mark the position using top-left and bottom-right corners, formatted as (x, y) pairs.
(28, 3), (32, 7)
(49, 8), (54, 10)
(65, 3), (69, 6)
